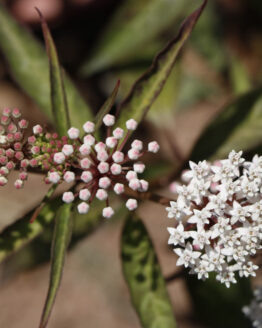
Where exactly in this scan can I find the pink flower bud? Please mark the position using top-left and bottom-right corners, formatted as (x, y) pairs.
(62, 144), (74, 156)
(0, 156), (7, 165)
(32, 124), (43, 135)
(126, 198), (138, 211)
(126, 170), (137, 181)
(18, 119), (28, 129)
(128, 148), (140, 160)
(169, 182), (178, 193)
(148, 141), (160, 153)
(79, 188), (91, 201)
(110, 163), (121, 175)
(103, 114), (115, 126)
(131, 139), (143, 151)
(1, 115), (10, 125)
(102, 207), (114, 219)
(62, 191), (74, 203)
(98, 162), (109, 174)
(99, 177), (111, 189)
(81, 171), (93, 183)
(129, 178), (141, 191)
(6, 161), (15, 170)
(30, 159), (38, 167)
(126, 119), (137, 130)
(0, 167), (8, 175)
(63, 171), (75, 183)
(28, 135), (36, 144)
(133, 163), (145, 173)
(113, 128), (124, 139)
(14, 142), (22, 150)
(95, 142), (106, 152)
(31, 146), (40, 154)
(77, 202), (89, 214)
(80, 158), (91, 169)
(14, 179), (23, 189)
(15, 151), (24, 161)
(3, 108), (11, 116)
(19, 172), (28, 181)
(139, 179), (148, 192)
(20, 159), (29, 168)
(112, 151), (124, 163)
(106, 137), (117, 148)
(12, 108), (21, 118)
(53, 152), (65, 164)
(83, 121), (95, 133)
(97, 150), (108, 162)
(68, 127), (80, 139)
(6, 148), (14, 158)
(7, 123), (17, 133)
(79, 144), (91, 156)
(48, 171), (60, 184)
(96, 189), (108, 200)
(14, 132), (23, 141)
(83, 134), (95, 146)
(0, 176), (8, 186)
(114, 183), (124, 195)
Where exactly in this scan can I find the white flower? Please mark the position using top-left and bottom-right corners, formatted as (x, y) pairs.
(174, 243), (201, 268)
(167, 224), (186, 246)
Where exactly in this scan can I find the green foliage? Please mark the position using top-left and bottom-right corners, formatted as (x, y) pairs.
(115, 0), (207, 135)
(0, 3), (93, 130)
(121, 214), (176, 328)
(190, 87), (262, 161)
(38, 9), (70, 136)
(39, 203), (73, 328)
(81, 0), (198, 75)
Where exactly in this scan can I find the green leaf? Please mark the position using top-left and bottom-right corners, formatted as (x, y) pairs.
(39, 203), (73, 328)
(0, 198), (61, 263)
(190, 87), (262, 162)
(121, 214), (176, 328)
(81, 0), (198, 75)
(94, 79), (120, 130)
(115, 0), (207, 134)
(37, 9), (70, 136)
(0, 3), (93, 130)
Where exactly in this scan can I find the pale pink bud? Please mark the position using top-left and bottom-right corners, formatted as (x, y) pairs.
(19, 172), (28, 181)
(15, 151), (24, 161)
(7, 123), (17, 133)
(28, 136), (36, 144)
(0, 135), (7, 145)
(33, 124), (43, 135)
(126, 170), (137, 181)
(80, 158), (91, 169)
(1, 115), (10, 125)
(169, 182), (178, 193)
(0, 167), (9, 175)
(63, 171), (75, 183)
(128, 148), (140, 160)
(139, 179), (148, 192)
(79, 188), (91, 201)
(148, 141), (160, 153)
(62, 191), (74, 203)
(181, 170), (191, 183)
(97, 150), (108, 162)
(14, 179), (23, 189)
(18, 119), (28, 129)
(3, 108), (11, 116)
(98, 162), (109, 174)
(79, 144), (91, 156)
(14, 142), (22, 150)
(68, 127), (80, 139)
(129, 178), (141, 191)
(0, 176), (7, 186)
(112, 151), (124, 163)
(12, 108), (21, 118)
(210, 182), (219, 193)
(48, 171), (60, 184)
(83, 121), (95, 133)
(84, 134), (95, 146)
(96, 189), (108, 200)
(54, 152), (65, 164)
(62, 144), (74, 156)
(131, 139), (143, 151)
(81, 171), (93, 183)
(29, 158), (38, 167)
(102, 207), (114, 219)
(106, 137), (118, 148)
(20, 159), (29, 168)
(0, 156), (7, 165)
(94, 142), (106, 152)
(31, 146), (40, 154)
(114, 183), (124, 195)
(14, 132), (22, 141)
(77, 202), (89, 214)
(126, 198), (138, 211)
(113, 128), (124, 139)
(110, 163), (121, 175)
(133, 163), (145, 174)
(6, 161), (15, 170)
(126, 119), (137, 130)
(99, 177), (111, 189)
(103, 114), (115, 126)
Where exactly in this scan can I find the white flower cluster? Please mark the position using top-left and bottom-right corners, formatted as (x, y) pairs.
(166, 150), (262, 287)
(243, 287), (262, 327)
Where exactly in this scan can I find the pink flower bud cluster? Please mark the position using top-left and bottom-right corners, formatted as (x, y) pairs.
(166, 151), (262, 287)
(50, 114), (160, 219)
(0, 108), (30, 189)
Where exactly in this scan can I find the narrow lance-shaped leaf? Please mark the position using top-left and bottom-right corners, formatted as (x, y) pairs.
(39, 203), (73, 328)
(94, 79), (120, 130)
(190, 87), (262, 162)
(37, 9), (70, 136)
(121, 214), (177, 328)
(0, 3), (93, 129)
(115, 0), (207, 134)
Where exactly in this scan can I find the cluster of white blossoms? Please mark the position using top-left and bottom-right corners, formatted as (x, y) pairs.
(166, 150), (262, 287)
(243, 287), (262, 327)
(51, 114), (159, 218)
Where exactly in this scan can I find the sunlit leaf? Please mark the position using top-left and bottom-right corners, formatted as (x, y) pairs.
(115, 0), (207, 135)
(37, 9), (70, 136)
(190, 87), (262, 161)
(39, 203), (73, 328)
(0, 3), (93, 130)
(121, 214), (177, 328)
(81, 0), (198, 75)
